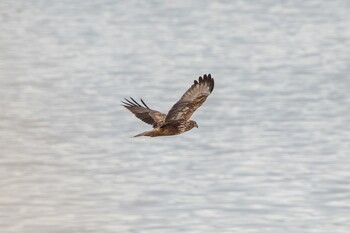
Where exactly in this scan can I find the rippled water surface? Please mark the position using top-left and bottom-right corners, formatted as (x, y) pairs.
(1, 1), (350, 232)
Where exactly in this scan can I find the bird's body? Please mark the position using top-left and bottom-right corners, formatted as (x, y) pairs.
(122, 74), (214, 137)
(133, 120), (198, 137)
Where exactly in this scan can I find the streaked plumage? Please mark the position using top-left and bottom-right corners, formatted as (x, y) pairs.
(122, 74), (214, 137)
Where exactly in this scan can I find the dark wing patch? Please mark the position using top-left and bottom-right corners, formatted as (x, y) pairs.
(164, 74), (214, 124)
(121, 97), (166, 128)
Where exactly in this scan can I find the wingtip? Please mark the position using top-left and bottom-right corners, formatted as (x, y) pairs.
(209, 74), (214, 93)
(122, 97), (151, 108)
(140, 98), (150, 109)
(121, 99), (130, 108)
(195, 73), (214, 93)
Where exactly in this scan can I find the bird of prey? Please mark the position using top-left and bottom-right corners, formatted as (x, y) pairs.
(122, 74), (214, 137)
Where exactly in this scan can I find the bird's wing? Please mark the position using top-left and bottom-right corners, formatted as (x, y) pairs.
(163, 74), (214, 125)
(122, 97), (166, 128)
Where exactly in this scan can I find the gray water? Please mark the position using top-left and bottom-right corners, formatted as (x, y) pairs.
(1, 1), (350, 232)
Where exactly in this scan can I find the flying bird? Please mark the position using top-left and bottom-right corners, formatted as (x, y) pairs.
(122, 74), (214, 137)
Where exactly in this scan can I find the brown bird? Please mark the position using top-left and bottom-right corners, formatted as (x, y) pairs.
(122, 74), (214, 137)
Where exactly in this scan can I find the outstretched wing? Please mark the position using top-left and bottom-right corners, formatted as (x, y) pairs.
(163, 74), (214, 125)
(122, 97), (166, 128)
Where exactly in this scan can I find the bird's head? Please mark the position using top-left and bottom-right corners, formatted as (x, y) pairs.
(189, 120), (198, 129)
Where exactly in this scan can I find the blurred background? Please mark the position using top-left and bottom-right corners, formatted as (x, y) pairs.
(1, 0), (350, 232)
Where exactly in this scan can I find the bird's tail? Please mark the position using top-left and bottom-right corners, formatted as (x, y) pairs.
(133, 130), (155, 137)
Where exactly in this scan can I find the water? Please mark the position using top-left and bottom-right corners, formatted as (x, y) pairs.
(1, 1), (350, 232)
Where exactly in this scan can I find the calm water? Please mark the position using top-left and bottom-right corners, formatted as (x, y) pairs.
(1, 1), (350, 232)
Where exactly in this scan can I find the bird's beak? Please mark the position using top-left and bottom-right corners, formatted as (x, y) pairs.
(195, 124), (199, 128)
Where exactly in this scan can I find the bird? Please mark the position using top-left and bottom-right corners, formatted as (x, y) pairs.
(122, 74), (214, 137)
